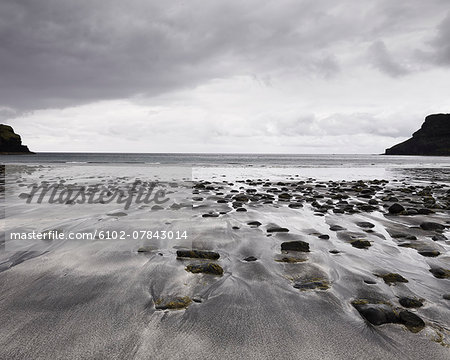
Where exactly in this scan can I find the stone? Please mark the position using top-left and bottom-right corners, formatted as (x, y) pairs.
(356, 221), (375, 229)
(243, 256), (257, 262)
(351, 239), (371, 249)
(185, 263), (224, 276)
(154, 296), (192, 310)
(379, 273), (408, 285)
(267, 227), (289, 233)
(176, 250), (220, 260)
(330, 225), (346, 231)
(281, 241), (310, 252)
(352, 301), (398, 326)
(420, 222), (445, 231)
(294, 279), (329, 290)
(418, 250), (440, 257)
(398, 310), (425, 333)
(429, 267), (450, 279)
(399, 297), (423, 308)
(388, 203), (405, 214)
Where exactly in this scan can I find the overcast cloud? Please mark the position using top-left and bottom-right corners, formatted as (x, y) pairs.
(1, 0), (450, 153)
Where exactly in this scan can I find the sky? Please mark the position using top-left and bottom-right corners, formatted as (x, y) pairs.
(1, 0), (450, 153)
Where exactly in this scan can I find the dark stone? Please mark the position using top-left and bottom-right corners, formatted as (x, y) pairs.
(432, 234), (447, 241)
(385, 113), (450, 156)
(330, 225), (346, 231)
(243, 256), (257, 262)
(351, 239), (371, 249)
(177, 250), (220, 260)
(388, 203), (405, 214)
(288, 202), (303, 209)
(429, 267), (450, 279)
(398, 310), (425, 333)
(185, 263), (224, 276)
(233, 194), (249, 202)
(294, 279), (329, 290)
(418, 208), (434, 215)
(278, 193), (292, 199)
(364, 279), (377, 284)
(281, 241), (310, 252)
(267, 227), (289, 233)
(379, 273), (408, 284)
(352, 300), (425, 332)
(154, 296), (192, 310)
(420, 222), (445, 231)
(329, 249), (340, 254)
(399, 297), (423, 308)
(352, 301), (398, 326)
(356, 222), (375, 229)
(202, 213), (219, 218)
(0, 124), (33, 154)
(418, 250), (440, 257)
(236, 207), (247, 212)
(247, 221), (262, 227)
(318, 234), (330, 240)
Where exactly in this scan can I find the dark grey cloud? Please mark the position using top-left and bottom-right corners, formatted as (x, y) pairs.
(429, 13), (450, 65)
(367, 40), (409, 77)
(1, 0), (449, 113)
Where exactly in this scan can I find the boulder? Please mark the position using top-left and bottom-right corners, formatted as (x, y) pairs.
(388, 203), (405, 214)
(399, 297), (423, 308)
(185, 263), (224, 276)
(281, 241), (310, 252)
(420, 222), (445, 231)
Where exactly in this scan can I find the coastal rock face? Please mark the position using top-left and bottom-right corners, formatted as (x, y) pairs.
(0, 124), (33, 154)
(385, 114), (450, 156)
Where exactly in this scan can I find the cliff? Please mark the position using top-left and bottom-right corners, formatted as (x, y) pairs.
(385, 114), (450, 156)
(0, 124), (34, 154)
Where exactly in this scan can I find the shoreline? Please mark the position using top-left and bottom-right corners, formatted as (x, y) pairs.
(0, 164), (449, 359)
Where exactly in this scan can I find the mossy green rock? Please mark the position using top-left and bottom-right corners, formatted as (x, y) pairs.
(379, 273), (408, 285)
(155, 296), (192, 310)
(177, 250), (220, 260)
(186, 263), (224, 276)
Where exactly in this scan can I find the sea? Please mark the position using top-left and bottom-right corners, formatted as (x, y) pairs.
(1, 152), (450, 168)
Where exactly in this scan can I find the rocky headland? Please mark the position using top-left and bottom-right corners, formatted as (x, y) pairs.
(0, 124), (33, 154)
(385, 114), (450, 156)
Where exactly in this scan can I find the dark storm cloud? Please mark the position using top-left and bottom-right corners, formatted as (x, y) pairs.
(0, 0), (449, 112)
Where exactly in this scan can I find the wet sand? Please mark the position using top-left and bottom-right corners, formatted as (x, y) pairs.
(0, 165), (449, 359)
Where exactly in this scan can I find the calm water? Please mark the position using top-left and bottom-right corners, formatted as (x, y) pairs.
(1, 153), (450, 168)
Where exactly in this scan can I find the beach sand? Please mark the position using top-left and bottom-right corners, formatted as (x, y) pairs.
(0, 164), (449, 359)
